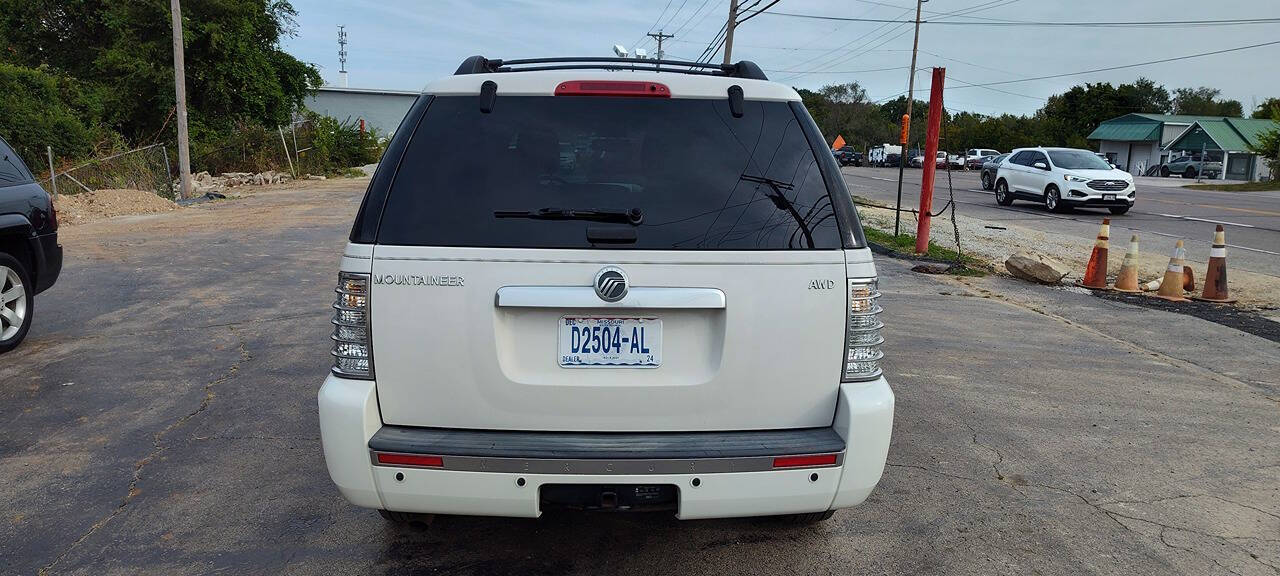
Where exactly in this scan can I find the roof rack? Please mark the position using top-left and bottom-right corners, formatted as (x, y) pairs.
(454, 56), (768, 81)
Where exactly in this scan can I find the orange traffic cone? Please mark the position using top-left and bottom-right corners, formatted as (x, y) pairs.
(1080, 218), (1111, 290)
(1182, 265), (1196, 292)
(1113, 234), (1142, 292)
(1193, 225), (1236, 303)
(1155, 240), (1190, 301)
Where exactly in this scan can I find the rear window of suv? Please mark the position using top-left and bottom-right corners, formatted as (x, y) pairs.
(376, 95), (844, 250)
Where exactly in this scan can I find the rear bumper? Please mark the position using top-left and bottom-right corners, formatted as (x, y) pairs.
(31, 232), (62, 294)
(318, 374), (894, 519)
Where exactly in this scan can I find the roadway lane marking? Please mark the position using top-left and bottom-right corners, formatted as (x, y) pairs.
(1226, 244), (1280, 256)
(1154, 214), (1255, 228)
(1142, 195), (1280, 217)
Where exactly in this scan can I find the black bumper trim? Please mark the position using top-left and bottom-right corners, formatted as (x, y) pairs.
(31, 232), (62, 294)
(368, 426), (847, 460)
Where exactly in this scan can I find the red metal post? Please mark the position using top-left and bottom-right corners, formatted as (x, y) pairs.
(915, 67), (946, 254)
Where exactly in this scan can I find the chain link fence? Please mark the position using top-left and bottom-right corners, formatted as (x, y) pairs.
(38, 144), (175, 199)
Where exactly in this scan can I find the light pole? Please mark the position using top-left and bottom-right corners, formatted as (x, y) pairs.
(893, 0), (927, 237)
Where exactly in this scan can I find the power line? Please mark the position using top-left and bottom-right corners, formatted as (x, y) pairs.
(944, 75), (1047, 101)
(736, 0), (783, 25)
(635, 0), (675, 48)
(696, 20), (729, 63)
(950, 39), (1280, 89)
(773, 7), (913, 80)
(658, 0), (692, 33)
(776, 0), (1015, 81)
(667, 0), (714, 38)
(764, 64), (910, 74)
(755, 11), (1280, 27)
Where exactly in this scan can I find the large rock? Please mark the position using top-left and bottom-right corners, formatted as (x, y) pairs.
(1005, 251), (1070, 284)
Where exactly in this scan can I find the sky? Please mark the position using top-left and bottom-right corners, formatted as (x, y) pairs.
(282, 0), (1280, 117)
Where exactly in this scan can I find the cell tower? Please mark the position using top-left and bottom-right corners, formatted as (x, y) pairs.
(337, 25), (348, 87)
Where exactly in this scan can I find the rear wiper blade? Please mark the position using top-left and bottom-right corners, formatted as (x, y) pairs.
(494, 207), (644, 226)
(739, 174), (814, 248)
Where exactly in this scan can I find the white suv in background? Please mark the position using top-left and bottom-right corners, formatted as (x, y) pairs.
(319, 56), (895, 525)
(994, 147), (1136, 214)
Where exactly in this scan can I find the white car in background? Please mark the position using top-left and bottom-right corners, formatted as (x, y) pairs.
(994, 147), (1135, 214)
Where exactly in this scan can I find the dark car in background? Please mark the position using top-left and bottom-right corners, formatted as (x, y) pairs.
(833, 146), (862, 167)
(980, 153), (1009, 190)
(883, 153), (902, 168)
(965, 155), (993, 171)
(0, 134), (63, 353)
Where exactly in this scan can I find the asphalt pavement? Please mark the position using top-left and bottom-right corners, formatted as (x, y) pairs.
(842, 166), (1280, 279)
(1, 179), (1277, 575)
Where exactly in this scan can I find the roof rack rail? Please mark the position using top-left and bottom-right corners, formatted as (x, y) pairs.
(453, 56), (768, 81)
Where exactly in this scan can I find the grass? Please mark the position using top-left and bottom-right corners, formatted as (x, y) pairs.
(862, 227), (987, 276)
(1183, 180), (1280, 192)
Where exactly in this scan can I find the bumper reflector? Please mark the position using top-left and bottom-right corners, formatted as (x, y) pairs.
(375, 453), (444, 468)
(772, 453), (839, 469)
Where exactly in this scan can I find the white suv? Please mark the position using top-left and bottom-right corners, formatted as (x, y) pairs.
(318, 56), (894, 524)
(994, 147), (1135, 214)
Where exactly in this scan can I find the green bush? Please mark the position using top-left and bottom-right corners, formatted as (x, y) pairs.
(0, 62), (111, 167)
(296, 111), (384, 176)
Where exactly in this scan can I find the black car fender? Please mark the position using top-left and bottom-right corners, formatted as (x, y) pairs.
(0, 212), (57, 293)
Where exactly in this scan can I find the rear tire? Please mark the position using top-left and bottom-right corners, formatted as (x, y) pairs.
(981, 172), (993, 190)
(776, 510), (836, 524)
(1183, 167), (1197, 179)
(1160, 165), (1170, 177)
(0, 253), (34, 354)
(1109, 206), (1131, 215)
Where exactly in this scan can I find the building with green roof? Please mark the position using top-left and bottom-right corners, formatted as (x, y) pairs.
(1088, 113), (1277, 181)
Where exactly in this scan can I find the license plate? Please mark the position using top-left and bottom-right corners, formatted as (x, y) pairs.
(1103, 194), (1116, 201)
(559, 317), (661, 368)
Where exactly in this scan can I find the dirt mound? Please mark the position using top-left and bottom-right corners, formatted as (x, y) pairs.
(55, 189), (178, 225)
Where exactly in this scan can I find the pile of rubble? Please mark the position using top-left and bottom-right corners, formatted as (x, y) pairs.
(185, 170), (296, 195)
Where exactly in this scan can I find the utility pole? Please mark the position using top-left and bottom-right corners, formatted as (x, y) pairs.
(338, 25), (349, 88)
(170, 0), (192, 201)
(723, 0), (739, 65)
(647, 29), (674, 61)
(893, 0), (927, 237)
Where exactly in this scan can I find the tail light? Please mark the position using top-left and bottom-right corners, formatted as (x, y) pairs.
(331, 272), (373, 379)
(843, 278), (883, 381)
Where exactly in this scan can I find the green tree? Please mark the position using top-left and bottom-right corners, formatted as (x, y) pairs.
(1172, 87), (1244, 117)
(1252, 98), (1280, 119)
(1249, 102), (1280, 178)
(0, 0), (320, 148)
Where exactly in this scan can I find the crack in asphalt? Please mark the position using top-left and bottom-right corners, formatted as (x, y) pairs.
(962, 423), (1006, 484)
(37, 333), (252, 576)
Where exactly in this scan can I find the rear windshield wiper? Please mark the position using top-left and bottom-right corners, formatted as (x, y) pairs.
(739, 174), (814, 248)
(494, 207), (644, 226)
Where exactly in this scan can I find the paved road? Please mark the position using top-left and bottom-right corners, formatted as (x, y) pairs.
(2, 179), (1277, 575)
(842, 167), (1280, 279)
